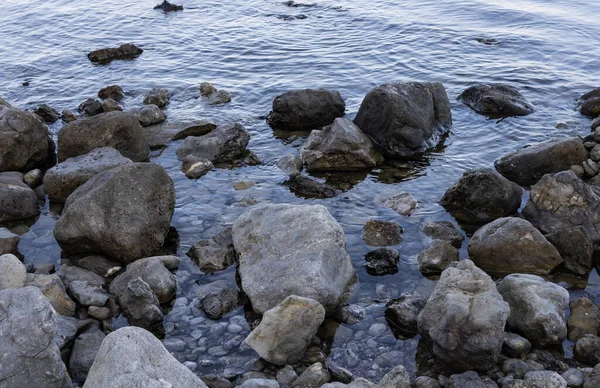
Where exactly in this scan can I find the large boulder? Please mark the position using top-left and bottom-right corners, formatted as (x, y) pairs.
(522, 170), (600, 242)
(467, 217), (563, 275)
(494, 137), (589, 186)
(57, 111), (150, 162)
(497, 274), (569, 347)
(0, 286), (71, 388)
(0, 105), (49, 172)
(176, 123), (250, 163)
(84, 326), (207, 387)
(0, 172), (39, 221)
(458, 84), (534, 118)
(232, 203), (356, 314)
(110, 256), (179, 304)
(300, 117), (377, 171)
(245, 295), (325, 365)
(440, 168), (522, 224)
(353, 81), (451, 159)
(54, 163), (176, 263)
(266, 88), (345, 131)
(417, 260), (510, 372)
(44, 147), (132, 202)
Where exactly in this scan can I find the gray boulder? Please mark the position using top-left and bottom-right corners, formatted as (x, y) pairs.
(176, 123), (250, 163)
(143, 88), (169, 108)
(245, 295), (325, 365)
(44, 147), (132, 202)
(440, 168), (522, 224)
(267, 88), (345, 131)
(353, 81), (451, 159)
(545, 226), (594, 275)
(0, 172), (39, 221)
(232, 203), (356, 314)
(69, 329), (106, 380)
(54, 163), (175, 263)
(25, 273), (76, 316)
(523, 170), (600, 242)
(497, 274), (569, 347)
(467, 217), (562, 275)
(417, 260), (510, 372)
(0, 253), (26, 290)
(78, 99), (103, 116)
(0, 105), (49, 171)
(417, 239), (458, 275)
(84, 326), (207, 387)
(300, 117), (377, 171)
(56, 264), (106, 289)
(0, 286), (71, 388)
(0, 227), (20, 254)
(57, 111), (150, 162)
(134, 104), (166, 127)
(458, 84), (534, 118)
(187, 228), (237, 273)
(69, 280), (109, 307)
(421, 220), (464, 248)
(495, 137), (589, 186)
(110, 256), (178, 304)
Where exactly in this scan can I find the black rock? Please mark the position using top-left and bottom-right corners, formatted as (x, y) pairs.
(87, 43), (143, 64)
(34, 104), (60, 123)
(154, 0), (183, 11)
(364, 248), (400, 276)
(77, 99), (103, 116)
(285, 175), (337, 198)
(458, 83), (534, 118)
(200, 288), (242, 320)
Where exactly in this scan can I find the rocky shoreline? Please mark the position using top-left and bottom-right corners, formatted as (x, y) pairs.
(1, 79), (600, 388)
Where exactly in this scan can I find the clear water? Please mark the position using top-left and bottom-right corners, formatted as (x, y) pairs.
(2, 0), (600, 383)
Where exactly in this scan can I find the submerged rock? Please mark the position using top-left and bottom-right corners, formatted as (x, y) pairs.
(0, 172), (39, 221)
(417, 239), (458, 275)
(232, 203), (356, 314)
(292, 362), (331, 387)
(54, 163), (175, 263)
(285, 175), (337, 198)
(187, 228), (237, 273)
(354, 81), (452, 159)
(545, 226), (594, 275)
(440, 168), (522, 224)
(171, 120), (216, 140)
(381, 192), (418, 216)
(467, 217), (562, 275)
(199, 287), (241, 319)
(385, 292), (427, 339)
(458, 83), (534, 118)
(87, 43), (143, 63)
(98, 85), (124, 101)
(134, 104), (166, 127)
(34, 104), (60, 123)
(495, 137), (589, 186)
(267, 88), (345, 131)
(277, 154), (303, 177)
(364, 248), (400, 276)
(85, 327), (207, 387)
(154, 0), (183, 12)
(379, 365), (410, 388)
(362, 219), (403, 247)
(421, 220), (464, 248)
(176, 123), (250, 163)
(417, 260), (510, 372)
(143, 88), (170, 108)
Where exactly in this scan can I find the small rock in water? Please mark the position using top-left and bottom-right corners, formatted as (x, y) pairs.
(78, 98), (103, 116)
(334, 304), (365, 325)
(578, 87), (600, 118)
(154, 0), (183, 12)
(285, 175), (337, 198)
(61, 109), (78, 122)
(34, 104), (59, 123)
(417, 239), (458, 275)
(364, 248), (399, 276)
(283, 1), (316, 7)
(574, 335), (600, 366)
(87, 43), (143, 63)
(421, 220), (464, 248)
(200, 83), (232, 105)
(98, 85), (124, 101)
(143, 88), (170, 108)
(200, 288), (242, 319)
(475, 37), (500, 45)
(385, 292), (427, 339)
(381, 192), (417, 216)
(187, 228), (236, 273)
(233, 180), (255, 190)
(361, 220), (403, 247)
(101, 98), (122, 112)
(277, 155), (303, 177)
(134, 104), (166, 127)
(276, 14), (308, 20)
(176, 123), (250, 163)
(458, 83), (534, 118)
(292, 362), (331, 387)
(379, 365), (410, 388)
(181, 155), (213, 179)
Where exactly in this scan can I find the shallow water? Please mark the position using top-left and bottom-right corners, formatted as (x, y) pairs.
(2, 0), (600, 383)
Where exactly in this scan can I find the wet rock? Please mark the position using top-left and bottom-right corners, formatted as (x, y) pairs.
(134, 104), (166, 127)
(277, 155), (303, 177)
(187, 228), (236, 273)
(495, 137), (589, 186)
(568, 298), (600, 341)
(200, 83), (232, 105)
(364, 247), (400, 275)
(300, 117), (377, 171)
(154, 0), (183, 12)
(267, 88), (345, 131)
(467, 217), (562, 275)
(0, 253), (26, 290)
(143, 88), (169, 108)
(57, 111), (150, 162)
(497, 274), (569, 347)
(98, 85), (124, 101)
(44, 147), (132, 202)
(579, 88), (600, 118)
(232, 203), (356, 314)
(25, 273), (76, 316)
(575, 335), (600, 365)
(285, 175), (337, 198)
(87, 43), (143, 63)
(110, 256), (178, 304)
(583, 159), (599, 177)
(0, 172), (39, 221)
(171, 120), (216, 140)
(0, 286), (71, 388)
(385, 292), (427, 339)
(546, 226), (594, 275)
(381, 192), (418, 216)
(54, 163), (175, 263)
(417, 260), (510, 372)
(421, 220), (464, 248)
(0, 105), (50, 171)
(334, 304), (366, 325)
(61, 109), (77, 122)
(440, 168), (522, 224)
(417, 239), (458, 275)
(447, 371), (498, 388)
(34, 104), (60, 123)
(354, 81), (451, 159)
(200, 287), (242, 319)
(181, 155), (213, 179)
(85, 326), (207, 387)
(78, 98), (103, 116)
(291, 362), (331, 387)
(24, 168), (43, 187)
(101, 98), (122, 112)
(246, 295), (325, 365)
(379, 365), (410, 388)
(69, 329), (106, 380)
(176, 123), (250, 163)
(522, 170), (600, 242)
(524, 371), (567, 388)
(361, 219), (403, 246)
(458, 83), (534, 118)
(0, 227), (19, 254)
(69, 280), (109, 306)
(117, 277), (163, 332)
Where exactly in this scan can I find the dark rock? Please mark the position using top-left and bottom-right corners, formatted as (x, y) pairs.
(110, 256), (178, 304)
(134, 104), (166, 127)
(502, 332), (532, 359)
(568, 298), (600, 341)
(154, 0), (183, 12)
(285, 175), (337, 198)
(0, 227), (20, 255)
(575, 335), (600, 366)
(56, 265), (106, 289)
(34, 104), (60, 123)
(171, 120), (216, 140)
(0, 172), (39, 221)
(267, 88), (345, 131)
(69, 329), (106, 380)
(61, 109), (77, 122)
(200, 83), (231, 105)
(176, 123), (250, 163)
(143, 88), (169, 108)
(291, 363), (331, 387)
(87, 43), (143, 64)
(417, 239), (458, 275)
(187, 228), (237, 273)
(458, 84), (534, 118)
(503, 358), (540, 379)
(421, 220), (464, 248)
(181, 155), (213, 179)
(200, 288), (242, 320)
(117, 277), (164, 332)
(353, 81), (451, 159)
(579, 88), (600, 118)
(385, 292), (427, 338)
(78, 99), (103, 116)
(364, 248), (399, 275)
(495, 137), (589, 186)
(440, 168), (522, 224)
(98, 85), (124, 101)
(101, 98), (121, 112)
(546, 226), (594, 275)
(362, 220), (403, 247)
